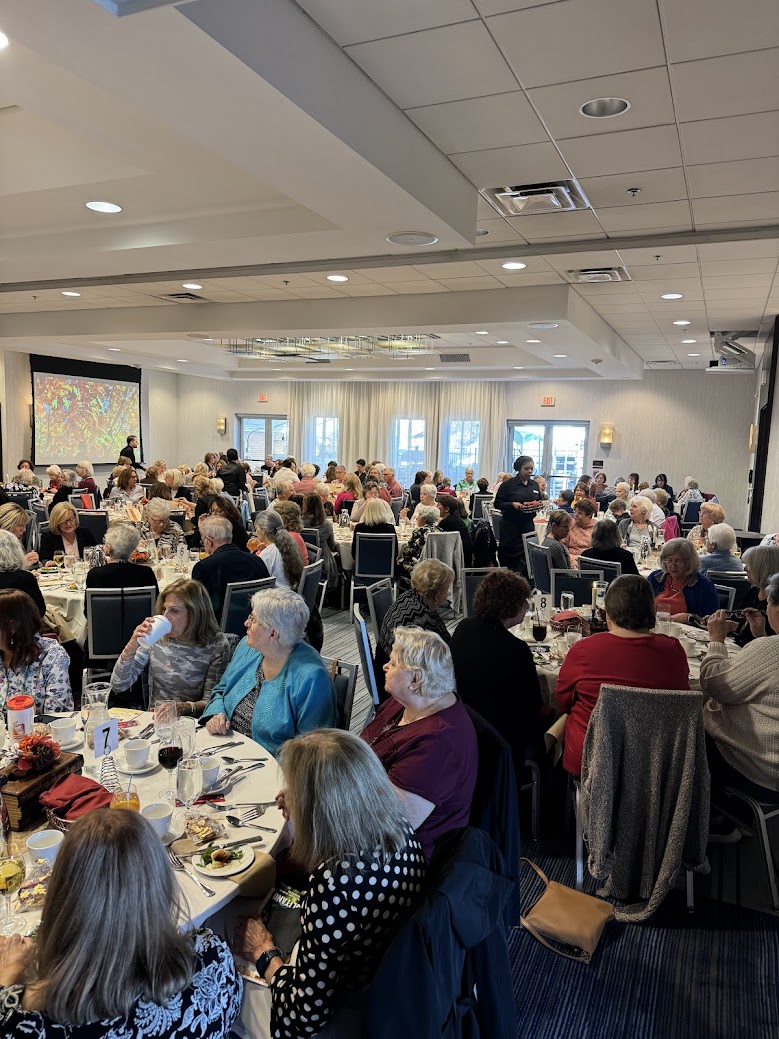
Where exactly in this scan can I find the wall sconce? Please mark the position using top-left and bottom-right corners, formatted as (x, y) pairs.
(216, 417), (227, 435)
(749, 423), (758, 453)
(599, 424), (614, 446)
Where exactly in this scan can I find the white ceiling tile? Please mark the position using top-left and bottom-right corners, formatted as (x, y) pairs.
(590, 303), (655, 313)
(472, 0), (552, 14)
(672, 50), (779, 122)
(543, 250), (622, 270)
(412, 261), (487, 278)
(697, 239), (779, 261)
(624, 262), (701, 280)
(528, 67), (674, 140)
(575, 281), (642, 295)
(488, 0), (665, 88)
(700, 259), (778, 277)
(406, 92), (548, 153)
(288, 287), (345, 299)
(704, 287), (772, 300)
(435, 276), (505, 290)
(344, 22), (518, 108)
(597, 200), (692, 232)
(687, 158), (779, 199)
(506, 209), (604, 239)
(681, 112), (779, 166)
(295, 0), (481, 47)
(663, 0), (779, 62)
(450, 141), (570, 186)
(304, 270), (375, 286)
(254, 274), (318, 289)
(580, 168), (688, 208)
(560, 125), (683, 178)
(609, 224), (695, 238)
(473, 218), (527, 242)
(497, 272), (565, 286)
(616, 245), (699, 264)
(703, 274), (775, 289)
(381, 281), (450, 293)
(337, 283), (398, 296)
(355, 266), (436, 282)
(693, 192), (779, 226)
(634, 277), (704, 297)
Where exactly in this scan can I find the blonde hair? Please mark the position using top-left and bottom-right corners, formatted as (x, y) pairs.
(278, 730), (408, 872)
(342, 472), (362, 497)
(192, 475), (213, 498)
(391, 627), (455, 700)
(361, 498), (391, 526)
(164, 468), (183, 490)
(0, 502), (28, 533)
(411, 558), (454, 604)
(700, 502), (725, 524)
(48, 502), (79, 536)
(77, 460), (94, 478)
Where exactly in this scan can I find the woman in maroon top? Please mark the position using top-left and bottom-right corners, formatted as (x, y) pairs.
(555, 575), (689, 776)
(361, 626), (478, 860)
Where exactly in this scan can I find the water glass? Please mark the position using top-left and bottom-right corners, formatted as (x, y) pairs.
(174, 717), (197, 757)
(189, 549), (199, 564)
(176, 757), (203, 823)
(656, 610), (672, 636)
(595, 582), (608, 610)
(560, 592), (575, 612)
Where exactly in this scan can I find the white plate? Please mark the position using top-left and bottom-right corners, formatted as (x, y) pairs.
(192, 844), (255, 878)
(115, 755), (160, 776)
(59, 734), (84, 752)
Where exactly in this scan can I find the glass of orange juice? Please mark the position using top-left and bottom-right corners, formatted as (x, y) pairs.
(110, 785), (140, 811)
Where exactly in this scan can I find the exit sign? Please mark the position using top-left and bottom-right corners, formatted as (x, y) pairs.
(541, 395), (556, 407)
(257, 394), (268, 403)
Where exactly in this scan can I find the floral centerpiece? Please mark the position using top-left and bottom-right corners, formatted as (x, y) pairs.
(14, 733), (61, 775)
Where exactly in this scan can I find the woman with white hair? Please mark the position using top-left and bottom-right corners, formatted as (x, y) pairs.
(0, 529), (46, 615)
(678, 478), (704, 517)
(84, 522), (159, 597)
(253, 510), (303, 590)
(45, 465), (62, 493)
(361, 627), (477, 860)
(647, 537), (719, 622)
(396, 503), (441, 582)
(201, 587), (336, 754)
(617, 495), (658, 549)
(163, 468), (184, 493)
(49, 469), (79, 510)
(75, 459), (97, 498)
(295, 462), (319, 495)
(140, 498), (183, 555)
(699, 523), (745, 575)
(638, 488), (666, 527)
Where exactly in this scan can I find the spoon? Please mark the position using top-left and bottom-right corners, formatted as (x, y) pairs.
(226, 816), (275, 832)
(221, 756), (266, 765)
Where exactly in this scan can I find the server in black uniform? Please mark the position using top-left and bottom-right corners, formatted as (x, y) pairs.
(493, 455), (544, 574)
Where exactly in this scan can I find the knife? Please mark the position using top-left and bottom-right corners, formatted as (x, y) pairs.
(199, 741), (245, 754)
(227, 761), (266, 778)
(218, 834), (272, 851)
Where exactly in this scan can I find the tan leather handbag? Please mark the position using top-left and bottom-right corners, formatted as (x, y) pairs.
(520, 859), (615, 963)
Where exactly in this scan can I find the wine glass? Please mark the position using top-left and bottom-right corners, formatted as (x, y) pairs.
(176, 757), (203, 825)
(53, 550), (64, 569)
(158, 733), (183, 804)
(0, 852), (26, 936)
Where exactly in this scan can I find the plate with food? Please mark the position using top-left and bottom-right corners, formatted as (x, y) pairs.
(185, 811), (226, 845)
(192, 843), (254, 878)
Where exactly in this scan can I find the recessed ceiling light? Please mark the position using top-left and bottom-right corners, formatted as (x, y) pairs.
(344, 368), (354, 371)
(661, 293), (684, 300)
(687, 352), (700, 357)
(475, 228), (490, 237)
(526, 339), (541, 344)
(424, 367), (436, 371)
(182, 282), (202, 290)
(673, 320), (691, 326)
(108, 348), (121, 352)
(85, 200), (122, 213)
(513, 366), (525, 370)
(681, 339), (697, 344)
(475, 330), (489, 335)
(528, 322), (559, 329)
(327, 274), (349, 283)
(271, 368), (282, 371)
(61, 291), (81, 297)
(386, 231), (439, 247)
(0, 32), (9, 50)
(497, 340), (509, 345)
(176, 359), (189, 363)
(580, 97), (631, 119)
(553, 354), (568, 358)
(502, 261), (527, 270)
(160, 366), (176, 371)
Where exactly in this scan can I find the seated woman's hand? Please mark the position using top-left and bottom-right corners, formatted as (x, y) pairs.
(706, 609), (733, 642)
(275, 788), (289, 820)
(0, 934), (36, 986)
(122, 618), (155, 660)
(233, 915), (276, 963)
(25, 551), (39, 565)
(205, 712), (231, 735)
(742, 607), (767, 638)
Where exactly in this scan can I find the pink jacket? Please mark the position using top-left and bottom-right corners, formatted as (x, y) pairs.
(562, 517), (596, 564)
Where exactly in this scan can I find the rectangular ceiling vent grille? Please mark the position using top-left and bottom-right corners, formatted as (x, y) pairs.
(481, 180), (590, 217)
(646, 360), (681, 369)
(164, 292), (207, 302)
(568, 267), (630, 283)
(439, 353), (470, 363)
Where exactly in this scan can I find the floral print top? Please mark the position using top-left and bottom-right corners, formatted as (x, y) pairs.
(0, 929), (241, 1039)
(0, 635), (73, 714)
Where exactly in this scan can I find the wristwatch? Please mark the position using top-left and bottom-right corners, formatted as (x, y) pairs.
(255, 946), (283, 980)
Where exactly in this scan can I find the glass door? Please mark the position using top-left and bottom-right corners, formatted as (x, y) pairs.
(506, 421), (589, 497)
(238, 415), (288, 464)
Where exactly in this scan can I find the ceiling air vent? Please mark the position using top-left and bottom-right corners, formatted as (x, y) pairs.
(439, 353), (470, 363)
(480, 180), (590, 218)
(164, 292), (207, 302)
(646, 360), (681, 369)
(568, 267), (630, 284)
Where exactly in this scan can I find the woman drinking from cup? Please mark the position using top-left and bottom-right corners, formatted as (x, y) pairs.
(112, 579), (229, 717)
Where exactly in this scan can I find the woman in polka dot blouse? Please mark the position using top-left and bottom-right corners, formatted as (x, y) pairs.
(234, 730), (426, 1038)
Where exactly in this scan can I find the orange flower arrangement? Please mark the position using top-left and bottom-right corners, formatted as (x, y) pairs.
(16, 733), (61, 773)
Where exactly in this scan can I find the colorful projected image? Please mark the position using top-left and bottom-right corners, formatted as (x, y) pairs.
(33, 373), (141, 465)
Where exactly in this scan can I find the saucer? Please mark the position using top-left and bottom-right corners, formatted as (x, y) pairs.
(58, 734), (84, 752)
(115, 755), (159, 776)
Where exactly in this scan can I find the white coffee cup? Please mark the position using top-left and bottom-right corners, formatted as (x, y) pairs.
(580, 605), (593, 619)
(138, 615), (173, 649)
(201, 756), (221, 789)
(679, 636), (697, 657)
(49, 718), (76, 745)
(27, 830), (64, 863)
(669, 622), (683, 638)
(124, 738), (151, 769)
(565, 631), (582, 649)
(142, 802), (174, 838)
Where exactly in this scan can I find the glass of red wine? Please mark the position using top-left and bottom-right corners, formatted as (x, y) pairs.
(532, 621), (548, 643)
(158, 734), (183, 803)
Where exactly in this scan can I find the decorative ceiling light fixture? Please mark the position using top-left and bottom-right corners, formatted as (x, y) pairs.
(224, 333), (436, 362)
(62, 291), (81, 297)
(599, 424), (614, 445)
(85, 201), (122, 213)
(502, 261), (527, 270)
(661, 293), (684, 300)
(326, 275), (349, 283)
(673, 320), (692, 326)
(580, 97), (630, 119)
(386, 231), (439, 247)
(182, 282), (203, 290)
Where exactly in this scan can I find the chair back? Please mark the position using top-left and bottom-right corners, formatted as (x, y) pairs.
(421, 531), (464, 616)
(470, 495), (492, 521)
(305, 544), (321, 565)
(550, 568), (604, 607)
(86, 586), (157, 659)
(389, 497), (403, 523)
(489, 509), (501, 543)
(252, 490), (269, 513)
(682, 500), (702, 524)
(339, 497), (356, 515)
(321, 656), (358, 731)
(31, 501), (47, 526)
(175, 486), (194, 502)
(169, 510), (187, 528)
(298, 559), (324, 612)
(706, 571), (750, 610)
(300, 527), (320, 548)
(522, 530), (539, 577)
(527, 542), (551, 592)
(352, 605), (380, 705)
(6, 492), (31, 508)
(77, 510), (109, 543)
(713, 583), (736, 612)
(24, 514), (40, 554)
(69, 493), (95, 510)
(578, 554), (621, 583)
(220, 577), (276, 636)
(462, 567), (493, 619)
(354, 533), (396, 583)
(365, 578), (395, 644)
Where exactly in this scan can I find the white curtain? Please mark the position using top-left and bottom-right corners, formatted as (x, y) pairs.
(437, 381), (506, 483)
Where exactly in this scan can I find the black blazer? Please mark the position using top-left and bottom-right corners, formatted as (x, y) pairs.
(191, 543), (269, 617)
(39, 528), (96, 563)
(0, 569), (46, 617)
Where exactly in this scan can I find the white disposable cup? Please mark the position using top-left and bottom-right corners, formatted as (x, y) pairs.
(27, 830), (64, 863)
(138, 615), (172, 649)
(50, 718), (76, 745)
(142, 802), (174, 838)
(124, 738), (151, 769)
(679, 636), (697, 657)
(565, 631), (582, 649)
(201, 757), (221, 788)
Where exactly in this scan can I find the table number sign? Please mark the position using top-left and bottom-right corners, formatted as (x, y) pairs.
(93, 719), (119, 759)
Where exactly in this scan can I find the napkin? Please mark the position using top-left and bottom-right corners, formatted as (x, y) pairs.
(39, 774), (112, 819)
(235, 851), (275, 899)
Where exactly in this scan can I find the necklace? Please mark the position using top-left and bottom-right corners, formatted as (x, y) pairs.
(400, 694), (453, 726)
(666, 576), (687, 593)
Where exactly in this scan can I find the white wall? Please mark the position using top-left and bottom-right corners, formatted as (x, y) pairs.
(0, 349), (33, 478)
(176, 376), (290, 463)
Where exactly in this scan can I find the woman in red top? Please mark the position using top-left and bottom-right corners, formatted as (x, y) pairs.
(333, 472), (362, 516)
(555, 575), (689, 776)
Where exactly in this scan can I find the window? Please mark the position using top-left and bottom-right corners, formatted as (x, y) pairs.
(446, 419), (480, 478)
(238, 415), (288, 464)
(506, 421), (589, 499)
(313, 416), (339, 469)
(391, 418), (426, 490)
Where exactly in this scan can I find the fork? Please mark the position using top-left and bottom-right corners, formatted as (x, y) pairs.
(236, 805), (273, 822)
(167, 848), (215, 897)
(209, 801), (276, 813)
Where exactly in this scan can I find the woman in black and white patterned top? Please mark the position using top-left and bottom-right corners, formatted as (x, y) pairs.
(234, 729), (426, 1039)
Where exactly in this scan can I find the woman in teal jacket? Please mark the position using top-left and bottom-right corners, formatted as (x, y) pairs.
(201, 586), (336, 755)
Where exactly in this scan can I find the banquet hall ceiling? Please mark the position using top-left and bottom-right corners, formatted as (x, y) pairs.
(0, 0), (777, 380)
